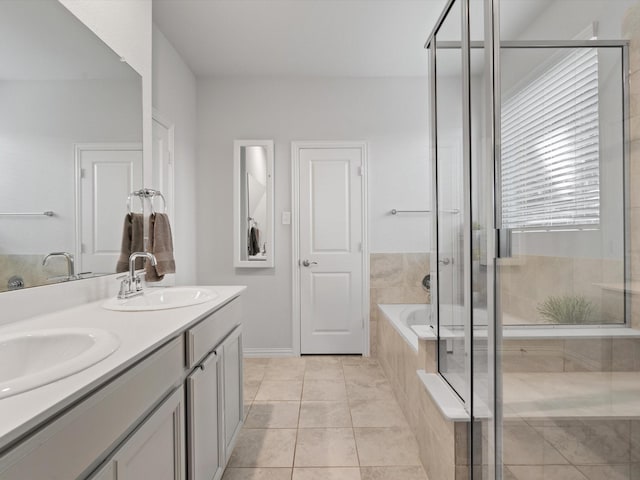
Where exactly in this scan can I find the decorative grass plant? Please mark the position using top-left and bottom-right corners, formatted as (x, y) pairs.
(537, 295), (596, 324)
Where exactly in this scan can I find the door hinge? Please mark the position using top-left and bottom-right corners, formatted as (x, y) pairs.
(81, 243), (86, 254)
(357, 165), (363, 176)
(80, 168), (86, 179)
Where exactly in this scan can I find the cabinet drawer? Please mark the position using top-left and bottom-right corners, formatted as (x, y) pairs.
(186, 297), (241, 369)
(0, 336), (185, 480)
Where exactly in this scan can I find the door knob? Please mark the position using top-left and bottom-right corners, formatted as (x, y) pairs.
(301, 259), (318, 267)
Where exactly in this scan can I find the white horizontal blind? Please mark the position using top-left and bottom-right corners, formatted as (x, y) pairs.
(501, 47), (600, 229)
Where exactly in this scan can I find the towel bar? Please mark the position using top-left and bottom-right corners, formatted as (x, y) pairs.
(127, 188), (167, 215)
(390, 208), (459, 215)
(0, 211), (54, 217)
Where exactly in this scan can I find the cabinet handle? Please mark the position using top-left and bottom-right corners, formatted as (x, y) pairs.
(200, 350), (218, 370)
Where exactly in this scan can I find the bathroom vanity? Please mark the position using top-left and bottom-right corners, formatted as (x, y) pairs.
(0, 285), (245, 480)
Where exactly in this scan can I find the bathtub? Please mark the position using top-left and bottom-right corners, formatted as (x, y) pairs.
(378, 304), (435, 352)
(379, 303), (640, 354)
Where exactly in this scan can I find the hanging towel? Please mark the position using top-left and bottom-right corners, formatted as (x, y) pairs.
(249, 226), (260, 256)
(145, 213), (176, 282)
(116, 213), (144, 273)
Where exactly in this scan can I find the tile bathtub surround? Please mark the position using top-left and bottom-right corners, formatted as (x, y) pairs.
(227, 356), (429, 480)
(369, 253), (430, 356)
(377, 308), (468, 480)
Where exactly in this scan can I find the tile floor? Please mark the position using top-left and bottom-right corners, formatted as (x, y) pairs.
(223, 356), (429, 480)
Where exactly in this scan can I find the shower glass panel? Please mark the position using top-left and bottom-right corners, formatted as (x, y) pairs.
(498, 43), (629, 480)
(433, 0), (468, 401)
(469, 0), (494, 477)
(499, 46), (626, 327)
(494, 0), (634, 474)
(428, 1), (637, 478)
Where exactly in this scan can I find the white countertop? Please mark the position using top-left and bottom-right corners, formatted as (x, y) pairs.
(0, 285), (246, 452)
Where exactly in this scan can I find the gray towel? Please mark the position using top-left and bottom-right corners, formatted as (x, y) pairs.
(145, 213), (176, 282)
(116, 213), (144, 273)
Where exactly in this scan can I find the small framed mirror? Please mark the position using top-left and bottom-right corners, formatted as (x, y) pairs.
(233, 140), (274, 268)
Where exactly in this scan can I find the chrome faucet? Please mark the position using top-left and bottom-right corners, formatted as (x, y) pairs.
(117, 252), (157, 299)
(43, 252), (75, 280)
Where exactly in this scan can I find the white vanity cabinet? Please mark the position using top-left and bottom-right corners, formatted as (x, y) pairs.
(185, 299), (243, 480)
(89, 386), (185, 480)
(0, 336), (185, 480)
(0, 291), (244, 480)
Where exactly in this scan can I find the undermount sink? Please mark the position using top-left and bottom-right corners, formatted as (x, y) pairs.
(102, 287), (218, 312)
(0, 328), (120, 399)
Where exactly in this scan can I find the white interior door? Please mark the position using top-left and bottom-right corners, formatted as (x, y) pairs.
(299, 146), (365, 354)
(76, 144), (142, 274)
(152, 114), (174, 220)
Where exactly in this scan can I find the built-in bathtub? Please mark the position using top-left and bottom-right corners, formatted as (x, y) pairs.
(379, 303), (640, 355)
(377, 304), (434, 352)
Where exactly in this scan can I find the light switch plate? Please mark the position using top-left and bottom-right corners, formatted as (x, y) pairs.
(282, 211), (291, 225)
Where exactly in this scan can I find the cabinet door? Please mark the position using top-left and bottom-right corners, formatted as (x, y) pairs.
(221, 325), (243, 461)
(186, 350), (224, 480)
(89, 463), (115, 480)
(90, 386), (185, 480)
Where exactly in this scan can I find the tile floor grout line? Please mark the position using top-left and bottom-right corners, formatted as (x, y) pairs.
(342, 357), (364, 478)
(289, 358), (307, 476)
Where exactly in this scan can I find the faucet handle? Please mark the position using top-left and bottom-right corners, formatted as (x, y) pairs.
(117, 276), (131, 298)
(134, 271), (148, 291)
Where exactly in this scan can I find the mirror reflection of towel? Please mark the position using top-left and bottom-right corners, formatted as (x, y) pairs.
(116, 213), (144, 273)
(146, 213), (176, 282)
(249, 226), (260, 256)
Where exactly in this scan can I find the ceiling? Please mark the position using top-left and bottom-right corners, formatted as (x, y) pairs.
(0, 0), (139, 81)
(153, 0), (449, 77)
(153, 0), (557, 78)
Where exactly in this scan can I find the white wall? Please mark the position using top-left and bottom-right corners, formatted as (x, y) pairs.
(152, 25), (198, 284)
(196, 76), (429, 352)
(0, 80), (141, 254)
(59, 0), (153, 184)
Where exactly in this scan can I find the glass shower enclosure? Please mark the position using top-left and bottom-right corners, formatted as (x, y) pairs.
(427, 0), (637, 478)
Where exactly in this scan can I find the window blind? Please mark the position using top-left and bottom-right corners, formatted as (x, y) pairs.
(501, 47), (600, 229)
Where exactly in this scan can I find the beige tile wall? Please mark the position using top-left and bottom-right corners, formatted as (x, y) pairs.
(500, 256), (624, 325)
(0, 254), (70, 292)
(502, 337), (640, 373)
(625, 4), (640, 330)
(369, 253), (430, 356)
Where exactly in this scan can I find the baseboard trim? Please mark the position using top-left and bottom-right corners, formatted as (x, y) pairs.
(243, 348), (296, 358)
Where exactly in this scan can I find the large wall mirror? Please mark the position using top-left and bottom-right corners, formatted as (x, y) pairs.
(0, 0), (143, 293)
(233, 140), (274, 268)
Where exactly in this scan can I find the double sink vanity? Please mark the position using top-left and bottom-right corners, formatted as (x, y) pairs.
(0, 284), (246, 480)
